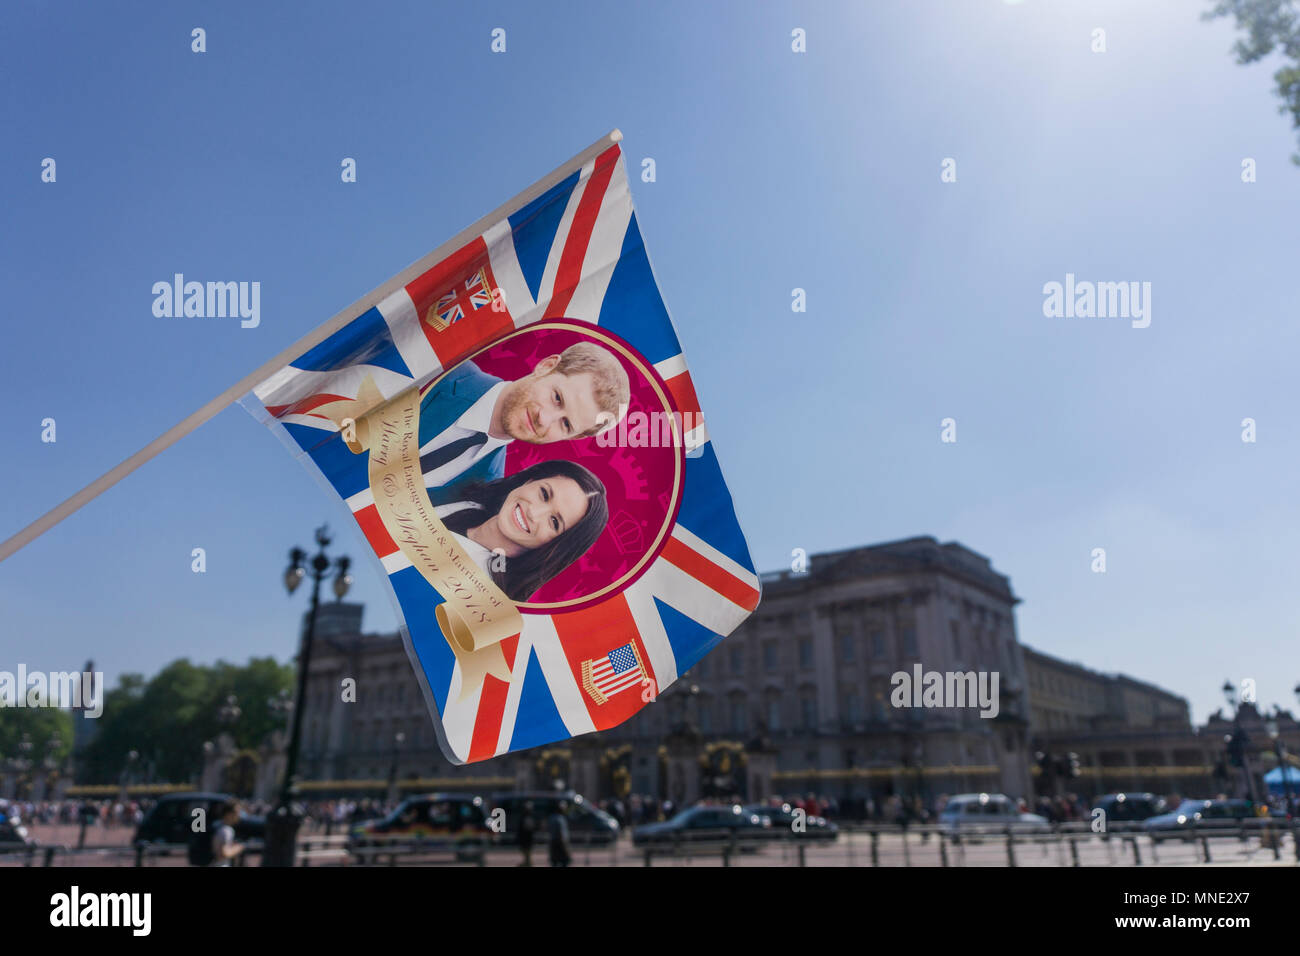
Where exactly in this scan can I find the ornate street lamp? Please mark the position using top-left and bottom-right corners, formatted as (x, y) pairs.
(1266, 714), (1295, 815)
(388, 731), (406, 803)
(268, 689), (293, 727)
(264, 524), (350, 867)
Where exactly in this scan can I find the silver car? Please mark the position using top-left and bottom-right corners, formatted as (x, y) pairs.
(938, 793), (1049, 836)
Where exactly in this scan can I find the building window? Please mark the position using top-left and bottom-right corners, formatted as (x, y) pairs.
(839, 632), (856, 662)
(699, 700), (713, 733)
(843, 690), (861, 724)
(730, 646), (743, 675)
(767, 697), (781, 730)
(763, 642), (778, 672)
(730, 697), (747, 733)
(871, 680), (888, 719)
(871, 629), (886, 658)
(798, 638), (813, 669)
(801, 695), (817, 728)
(901, 626), (918, 657)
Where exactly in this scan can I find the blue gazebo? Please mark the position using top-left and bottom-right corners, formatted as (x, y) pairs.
(1263, 765), (1300, 796)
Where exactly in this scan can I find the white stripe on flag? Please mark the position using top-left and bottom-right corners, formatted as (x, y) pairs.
(535, 160), (592, 306)
(273, 413), (341, 433)
(653, 354), (688, 381)
(253, 364), (412, 417)
(481, 219), (538, 329)
(621, 574), (679, 688)
(377, 288), (441, 385)
(558, 174), (633, 325)
(494, 627), (536, 756)
(594, 667), (643, 697)
(441, 663), (483, 764)
(684, 421), (710, 457)
(380, 551), (410, 575)
(626, 553), (752, 640)
(671, 523), (761, 592)
(523, 614), (597, 737)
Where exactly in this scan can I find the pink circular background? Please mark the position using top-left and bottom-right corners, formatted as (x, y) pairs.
(470, 322), (682, 608)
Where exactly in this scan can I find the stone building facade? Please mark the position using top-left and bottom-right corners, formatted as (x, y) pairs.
(294, 536), (1037, 807)
(1022, 646), (1300, 799)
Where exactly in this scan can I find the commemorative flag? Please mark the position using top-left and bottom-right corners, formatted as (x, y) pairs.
(244, 131), (760, 764)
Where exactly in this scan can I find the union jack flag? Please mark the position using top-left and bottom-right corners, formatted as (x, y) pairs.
(249, 136), (759, 764)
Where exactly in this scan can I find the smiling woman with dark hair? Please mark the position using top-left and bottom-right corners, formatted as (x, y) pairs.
(435, 460), (608, 602)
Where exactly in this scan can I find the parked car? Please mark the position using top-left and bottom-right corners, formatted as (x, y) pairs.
(1144, 799), (1267, 841)
(1092, 793), (1166, 828)
(348, 793), (494, 861)
(488, 791), (619, 845)
(743, 803), (839, 840)
(133, 793), (265, 847)
(632, 804), (769, 846)
(0, 818), (34, 848)
(938, 793), (1049, 836)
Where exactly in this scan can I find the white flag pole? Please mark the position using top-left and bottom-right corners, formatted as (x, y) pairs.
(0, 129), (624, 564)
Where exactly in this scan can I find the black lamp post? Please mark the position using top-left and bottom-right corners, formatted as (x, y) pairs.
(387, 731), (406, 805)
(1221, 680), (1258, 803)
(13, 735), (33, 801)
(1266, 713), (1295, 815)
(263, 525), (351, 867)
(118, 748), (138, 802)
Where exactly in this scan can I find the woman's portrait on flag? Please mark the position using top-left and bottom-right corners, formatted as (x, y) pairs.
(432, 458), (609, 602)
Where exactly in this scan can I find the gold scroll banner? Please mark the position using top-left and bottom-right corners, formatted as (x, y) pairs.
(317, 382), (520, 701)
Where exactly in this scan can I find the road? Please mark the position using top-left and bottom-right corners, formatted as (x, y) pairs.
(5, 822), (1296, 867)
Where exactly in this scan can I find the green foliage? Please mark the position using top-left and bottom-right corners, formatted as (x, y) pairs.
(0, 706), (73, 764)
(78, 658), (295, 784)
(1205, 0), (1300, 163)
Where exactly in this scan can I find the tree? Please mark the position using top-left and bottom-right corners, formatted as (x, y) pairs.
(1205, 0), (1300, 163)
(0, 706), (72, 764)
(78, 658), (294, 785)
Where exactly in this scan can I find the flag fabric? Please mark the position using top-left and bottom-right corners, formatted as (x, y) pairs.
(247, 137), (760, 765)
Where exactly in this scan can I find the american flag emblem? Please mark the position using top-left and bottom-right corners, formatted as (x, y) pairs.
(426, 268), (493, 331)
(581, 642), (647, 706)
(251, 135), (760, 765)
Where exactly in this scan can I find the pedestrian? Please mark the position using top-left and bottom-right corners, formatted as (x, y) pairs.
(548, 800), (572, 868)
(518, 800), (536, 867)
(209, 803), (246, 867)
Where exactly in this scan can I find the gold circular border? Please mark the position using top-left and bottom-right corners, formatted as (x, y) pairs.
(424, 320), (684, 611)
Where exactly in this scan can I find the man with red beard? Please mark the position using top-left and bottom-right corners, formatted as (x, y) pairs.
(416, 341), (630, 492)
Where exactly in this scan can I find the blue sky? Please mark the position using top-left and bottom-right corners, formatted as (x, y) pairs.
(3, 0), (1298, 726)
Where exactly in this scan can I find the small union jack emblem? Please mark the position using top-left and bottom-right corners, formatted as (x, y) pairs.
(426, 267), (493, 331)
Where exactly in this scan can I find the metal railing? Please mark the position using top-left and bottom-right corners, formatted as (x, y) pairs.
(5, 818), (1296, 866)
